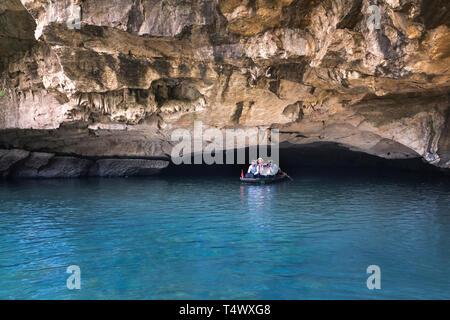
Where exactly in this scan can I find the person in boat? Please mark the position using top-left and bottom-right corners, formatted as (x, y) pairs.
(266, 161), (275, 176)
(252, 158), (264, 178)
(264, 161), (280, 177)
(257, 158), (264, 170)
(245, 160), (259, 178)
(256, 158), (266, 178)
(271, 162), (279, 175)
(260, 161), (274, 178)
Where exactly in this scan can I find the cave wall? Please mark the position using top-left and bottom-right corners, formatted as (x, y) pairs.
(0, 0), (36, 73)
(0, 0), (449, 172)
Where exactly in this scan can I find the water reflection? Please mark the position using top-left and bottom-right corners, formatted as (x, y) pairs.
(241, 184), (276, 209)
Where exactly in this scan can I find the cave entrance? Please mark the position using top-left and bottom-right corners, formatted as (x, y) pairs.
(162, 142), (439, 177)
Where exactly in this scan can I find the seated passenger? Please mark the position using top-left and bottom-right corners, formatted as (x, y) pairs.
(254, 158), (264, 178)
(272, 162), (279, 175)
(245, 160), (258, 178)
(260, 163), (272, 178)
(266, 161), (274, 176)
(257, 158), (264, 168)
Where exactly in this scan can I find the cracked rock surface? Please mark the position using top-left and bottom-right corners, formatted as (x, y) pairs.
(0, 0), (449, 176)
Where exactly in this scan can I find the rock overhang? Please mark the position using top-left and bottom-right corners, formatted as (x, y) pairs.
(0, 0), (448, 172)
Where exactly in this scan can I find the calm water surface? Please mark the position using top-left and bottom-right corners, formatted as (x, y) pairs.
(0, 170), (449, 299)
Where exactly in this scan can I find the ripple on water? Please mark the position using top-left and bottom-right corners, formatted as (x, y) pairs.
(0, 173), (449, 299)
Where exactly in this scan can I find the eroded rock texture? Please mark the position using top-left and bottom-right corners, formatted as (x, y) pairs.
(0, 0), (449, 175)
(0, 148), (169, 178)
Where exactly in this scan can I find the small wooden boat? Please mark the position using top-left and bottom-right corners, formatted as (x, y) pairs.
(240, 173), (289, 184)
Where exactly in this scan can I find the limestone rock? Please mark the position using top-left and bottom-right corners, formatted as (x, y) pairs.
(10, 152), (55, 178)
(91, 159), (169, 177)
(38, 156), (93, 178)
(0, 0), (449, 172)
(0, 149), (30, 175)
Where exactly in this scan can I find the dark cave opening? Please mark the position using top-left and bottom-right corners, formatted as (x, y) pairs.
(0, 140), (447, 180)
(162, 142), (446, 178)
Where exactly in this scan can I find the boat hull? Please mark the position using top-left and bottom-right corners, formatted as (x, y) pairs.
(240, 173), (288, 184)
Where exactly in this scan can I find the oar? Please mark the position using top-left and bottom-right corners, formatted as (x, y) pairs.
(281, 170), (294, 181)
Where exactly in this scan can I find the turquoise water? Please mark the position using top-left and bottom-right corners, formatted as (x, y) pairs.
(0, 171), (449, 299)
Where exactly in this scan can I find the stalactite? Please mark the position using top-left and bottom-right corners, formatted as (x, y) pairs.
(124, 88), (128, 108)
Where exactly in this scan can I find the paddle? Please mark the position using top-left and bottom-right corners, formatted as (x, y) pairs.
(280, 170), (294, 181)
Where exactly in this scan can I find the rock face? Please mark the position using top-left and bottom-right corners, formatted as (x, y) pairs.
(90, 159), (170, 177)
(0, 149), (29, 176)
(0, 0), (449, 173)
(0, 0), (36, 72)
(0, 149), (169, 178)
